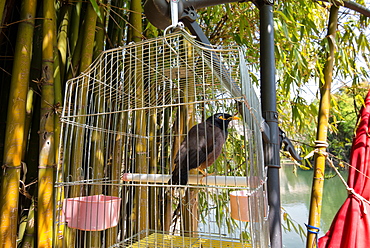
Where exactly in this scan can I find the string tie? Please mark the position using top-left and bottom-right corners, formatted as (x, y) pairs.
(305, 223), (320, 245)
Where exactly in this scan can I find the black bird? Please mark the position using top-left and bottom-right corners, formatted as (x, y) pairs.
(171, 113), (240, 185)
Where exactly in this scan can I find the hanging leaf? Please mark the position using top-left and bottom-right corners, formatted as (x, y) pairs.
(89, 0), (103, 23)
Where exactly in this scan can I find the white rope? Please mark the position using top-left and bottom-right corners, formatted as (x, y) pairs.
(314, 140), (329, 148)
(306, 148), (370, 213)
(326, 155), (370, 214)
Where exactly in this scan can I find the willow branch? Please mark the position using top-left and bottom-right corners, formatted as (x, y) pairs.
(317, 0), (370, 17)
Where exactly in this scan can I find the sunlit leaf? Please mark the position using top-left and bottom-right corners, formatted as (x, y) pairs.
(89, 0), (103, 23)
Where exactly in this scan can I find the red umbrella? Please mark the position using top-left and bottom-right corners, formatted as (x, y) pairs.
(319, 90), (370, 248)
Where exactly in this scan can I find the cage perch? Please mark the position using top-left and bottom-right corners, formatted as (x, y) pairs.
(122, 173), (249, 187)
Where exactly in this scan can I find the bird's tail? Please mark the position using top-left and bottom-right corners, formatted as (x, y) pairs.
(165, 165), (187, 206)
(171, 188), (188, 232)
(171, 165), (189, 186)
(169, 165), (189, 231)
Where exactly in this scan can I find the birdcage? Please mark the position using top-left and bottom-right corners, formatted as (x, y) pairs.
(55, 30), (270, 247)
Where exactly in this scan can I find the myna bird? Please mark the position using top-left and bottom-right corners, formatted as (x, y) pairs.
(171, 113), (240, 185)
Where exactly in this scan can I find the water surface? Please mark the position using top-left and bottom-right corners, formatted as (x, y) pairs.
(280, 163), (348, 247)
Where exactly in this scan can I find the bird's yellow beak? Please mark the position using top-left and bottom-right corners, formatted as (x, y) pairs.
(230, 116), (240, 121)
(218, 116), (240, 121)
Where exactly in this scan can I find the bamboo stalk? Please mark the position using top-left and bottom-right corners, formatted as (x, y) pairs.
(116, 53), (134, 240)
(65, 1), (82, 80)
(22, 89), (34, 161)
(26, 8), (43, 186)
(59, 123), (74, 248)
(105, 30), (132, 245)
(162, 108), (172, 231)
(69, 1), (82, 58)
(67, 2), (97, 247)
(127, 0), (149, 236)
(106, 112), (127, 246)
(17, 213), (27, 246)
(0, 0), (5, 28)
(306, 5), (339, 248)
(180, 112), (198, 233)
(22, 26), (42, 243)
(148, 111), (158, 230)
(107, 0), (125, 48)
(132, 83), (149, 235)
(54, 7), (65, 247)
(87, 62), (105, 248)
(128, 0), (142, 44)
(93, 3), (106, 60)
(37, 0), (56, 246)
(18, 89), (34, 247)
(182, 39), (197, 235)
(79, 3), (97, 73)
(87, 136), (104, 247)
(0, 0), (37, 246)
(21, 198), (36, 248)
(141, 41), (160, 230)
(57, 3), (71, 84)
(69, 0), (98, 208)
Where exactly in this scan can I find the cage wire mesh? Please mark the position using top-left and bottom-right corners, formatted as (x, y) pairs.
(55, 30), (270, 248)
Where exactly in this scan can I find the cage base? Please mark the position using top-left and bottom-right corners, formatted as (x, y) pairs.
(111, 230), (251, 248)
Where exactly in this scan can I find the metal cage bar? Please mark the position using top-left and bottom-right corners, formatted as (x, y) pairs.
(55, 30), (269, 248)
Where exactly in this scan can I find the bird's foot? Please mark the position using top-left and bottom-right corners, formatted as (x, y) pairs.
(197, 168), (217, 178)
(197, 168), (208, 177)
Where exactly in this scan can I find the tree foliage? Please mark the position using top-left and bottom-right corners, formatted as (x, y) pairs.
(328, 83), (369, 163)
(196, 1), (370, 157)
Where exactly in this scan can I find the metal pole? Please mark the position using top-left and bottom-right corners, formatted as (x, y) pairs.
(144, 0), (283, 245)
(259, 2), (282, 248)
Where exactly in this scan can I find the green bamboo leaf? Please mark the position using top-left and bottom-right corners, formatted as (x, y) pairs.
(286, 217), (291, 231)
(299, 224), (307, 238)
(89, 0), (103, 23)
(292, 220), (299, 234)
(275, 10), (292, 24)
(330, 0), (344, 7)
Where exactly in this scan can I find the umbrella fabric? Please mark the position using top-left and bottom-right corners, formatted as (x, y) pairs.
(319, 90), (370, 248)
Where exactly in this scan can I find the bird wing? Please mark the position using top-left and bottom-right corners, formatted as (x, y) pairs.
(174, 122), (209, 171)
(173, 121), (226, 173)
(172, 122), (210, 185)
(198, 122), (226, 170)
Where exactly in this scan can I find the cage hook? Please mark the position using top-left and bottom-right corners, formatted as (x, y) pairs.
(170, 0), (180, 27)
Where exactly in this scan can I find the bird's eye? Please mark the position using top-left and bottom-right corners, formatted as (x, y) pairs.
(218, 116), (227, 120)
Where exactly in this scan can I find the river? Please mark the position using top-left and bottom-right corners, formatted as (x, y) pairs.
(280, 162), (348, 247)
